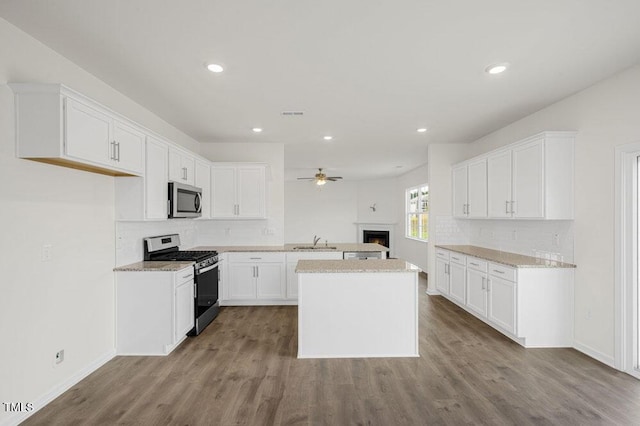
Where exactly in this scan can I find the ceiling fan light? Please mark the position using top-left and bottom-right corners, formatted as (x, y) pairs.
(316, 178), (327, 186)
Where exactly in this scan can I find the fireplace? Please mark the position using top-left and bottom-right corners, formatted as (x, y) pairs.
(363, 230), (390, 247)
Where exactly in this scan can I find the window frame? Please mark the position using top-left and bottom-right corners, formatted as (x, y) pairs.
(405, 183), (429, 242)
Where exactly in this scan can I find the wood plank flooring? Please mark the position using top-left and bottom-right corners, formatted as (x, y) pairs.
(23, 276), (640, 425)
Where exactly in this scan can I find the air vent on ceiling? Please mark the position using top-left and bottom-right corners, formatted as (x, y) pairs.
(281, 111), (304, 116)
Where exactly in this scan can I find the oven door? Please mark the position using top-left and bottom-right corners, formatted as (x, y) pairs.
(189, 262), (219, 335)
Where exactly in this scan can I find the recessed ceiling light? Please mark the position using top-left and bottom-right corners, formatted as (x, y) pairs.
(206, 63), (224, 73)
(323, 136), (333, 141)
(252, 128), (263, 133)
(485, 63), (509, 75)
(417, 128), (428, 133)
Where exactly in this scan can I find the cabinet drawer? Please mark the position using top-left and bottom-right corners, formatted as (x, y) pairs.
(435, 249), (450, 261)
(176, 267), (195, 285)
(286, 251), (343, 262)
(227, 252), (285, 263)
(488, 263), (516, 282)
(449, 253), (466, 265)
(466, 257), (487, 272)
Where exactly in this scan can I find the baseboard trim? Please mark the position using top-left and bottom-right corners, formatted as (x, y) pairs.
(1, 349), (116, 426)
(573, 340), (615, 368)
(425, 288), (440, 295)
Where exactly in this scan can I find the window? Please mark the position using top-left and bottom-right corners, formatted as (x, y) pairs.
(406, 184), (428, 241)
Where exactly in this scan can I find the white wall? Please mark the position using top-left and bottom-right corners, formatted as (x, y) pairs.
(0, 17), (201, 425)
(428, 65), (640, 365)
(426, 143), (470, 292)
(198, 143), (285, 246)
(394, 165), (429, 271)
(285, 181), (359, 244)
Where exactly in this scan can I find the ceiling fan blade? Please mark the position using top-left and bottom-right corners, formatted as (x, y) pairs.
(327, 177), (343, 180)
(297, 177), (314, 180)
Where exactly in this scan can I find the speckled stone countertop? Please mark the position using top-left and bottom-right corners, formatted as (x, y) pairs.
(295, 259), (421, 273)
(190, 243), (387, 253)
(435, 245), (576, 268)
(113, 261), (194, 272)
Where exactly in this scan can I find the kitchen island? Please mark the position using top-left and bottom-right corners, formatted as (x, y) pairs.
(296, 259), (420, 359)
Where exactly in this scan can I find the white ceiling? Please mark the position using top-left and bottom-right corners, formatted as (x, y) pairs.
(2, 0), (640, 181)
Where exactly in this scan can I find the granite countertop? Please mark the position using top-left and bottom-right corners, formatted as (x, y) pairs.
(435, 245), (576, 269)
(190, 243), (387, 253)
(113, 261), (194, 272)
(295, 259), (421, 274)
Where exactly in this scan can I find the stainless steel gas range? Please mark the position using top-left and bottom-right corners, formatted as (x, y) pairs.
(144, 234), (219, 335)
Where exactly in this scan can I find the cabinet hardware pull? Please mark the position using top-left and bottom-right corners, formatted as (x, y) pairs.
(194, 282), (197, 298)
(250, 257), (261, 260)
(116, 142), (120, 161)
(493, 270), (505, 274)
(470, 262), (479, 266)
(256, 266), (259, 278)
(482, 276), (485, 290)
(505, 201), (509, 214)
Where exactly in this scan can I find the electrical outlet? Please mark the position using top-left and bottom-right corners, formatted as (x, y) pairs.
(553, 234), (560, 247)
(586, 309), (592, 320)
(224, 228), (231, 236)
(55, 349), (64, 365)
(42, 244), (53, 262)
(512, 230), (517, 240)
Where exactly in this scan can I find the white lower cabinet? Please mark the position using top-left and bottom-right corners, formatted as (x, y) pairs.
(285, 251), (343, 300)
(487, 275), (516, 334)
(434, 247), (574, 348)
(116, 266), (194, 355)
(224, 253), (286, 305)
(435, 249), (450, 295)
(466, 268), (487, 317)
(449, 254), (466, 304)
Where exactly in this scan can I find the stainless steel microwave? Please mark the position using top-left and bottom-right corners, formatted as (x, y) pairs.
(168, 182), (202, 218)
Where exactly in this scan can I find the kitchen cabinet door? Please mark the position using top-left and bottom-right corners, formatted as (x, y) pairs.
(195, 160), (211, 219)
(435, 257), (450, 295)
(145, 137), (169, 219)
(65, 97), (112, 166)
(512, 139), (544, 218)
(237, 166), (266, 218)
(449, 262), (466, 304)
(466, 268), (487, 317)
(256, 263), (286, 299)
(487, 150), (512, 218)
(452, 165), (468, 218)
(286, 262), (298, 299)
(174, 280), (195, 341)
(211, 166), (237, 218)
(169, 148), (195, 185)
(467, 158), (487, 218)
(228, 264), (257, 299)
(487, 275), (516, 334)
(112, 119), (145, 175)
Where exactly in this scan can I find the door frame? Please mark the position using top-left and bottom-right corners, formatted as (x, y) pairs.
(614, 141), (640, 378)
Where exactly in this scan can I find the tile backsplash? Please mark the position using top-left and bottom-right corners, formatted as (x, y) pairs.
(116, 219), (284, 266)
(434, 216), (574, 263)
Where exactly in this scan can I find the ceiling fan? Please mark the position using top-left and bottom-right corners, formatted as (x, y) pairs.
(297, 168), (343, 186)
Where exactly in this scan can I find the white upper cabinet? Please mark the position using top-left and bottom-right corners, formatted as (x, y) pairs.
(211, 164), (266, 219)
(452, 164), (468, 218)
(10, 83), (144, 176)
(456, 131), (575, 220)
(194, 160), (211, 219)
(168, 147), (196, 186)
(144, 137), (169, 219)
(453, 158), (487, 218)
(487, 150), (512, 218)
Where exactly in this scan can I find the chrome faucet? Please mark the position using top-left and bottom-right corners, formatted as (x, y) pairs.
(313, 235), (321, 246)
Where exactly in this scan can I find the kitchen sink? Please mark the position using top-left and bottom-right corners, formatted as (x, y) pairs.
(293, 246), (338, 250)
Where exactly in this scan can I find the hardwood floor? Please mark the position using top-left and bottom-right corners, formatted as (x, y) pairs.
(24, 276), (640, 425)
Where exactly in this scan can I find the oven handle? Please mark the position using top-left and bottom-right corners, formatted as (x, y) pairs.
(197, 262), (220, 274)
